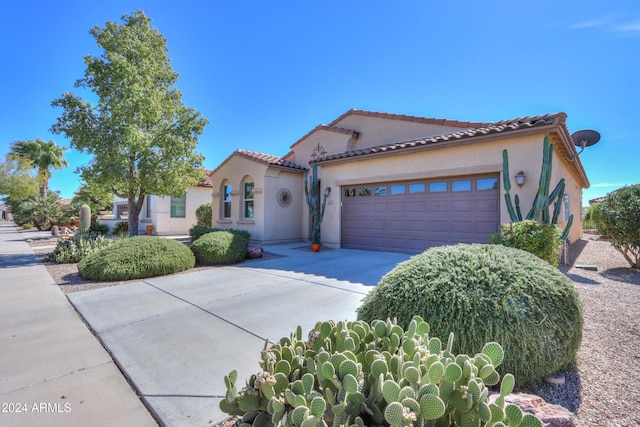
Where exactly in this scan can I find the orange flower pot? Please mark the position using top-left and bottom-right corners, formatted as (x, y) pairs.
(311, 243), (321, 252)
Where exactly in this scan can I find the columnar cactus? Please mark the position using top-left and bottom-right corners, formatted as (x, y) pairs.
(502, 137), (573, 241)
(219, 317), (543, 427)
(304, 162), (329, 245)
(79, 204), (91, 234)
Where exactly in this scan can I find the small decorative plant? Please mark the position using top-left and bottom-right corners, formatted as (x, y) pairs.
(220, 317), (542, 427)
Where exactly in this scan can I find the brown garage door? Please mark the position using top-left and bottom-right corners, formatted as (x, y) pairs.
(341, 174), (500, 253)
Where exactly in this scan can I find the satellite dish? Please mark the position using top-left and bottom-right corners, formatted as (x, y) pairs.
(571, 129), (601, 154)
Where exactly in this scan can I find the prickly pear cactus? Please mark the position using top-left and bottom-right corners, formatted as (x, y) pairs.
(219, 317), (543, 427)
(79, 204), (91, 234)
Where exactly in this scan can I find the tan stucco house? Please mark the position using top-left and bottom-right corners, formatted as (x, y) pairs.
(105, 170), (213, 235)
(210, 109), (589, 253)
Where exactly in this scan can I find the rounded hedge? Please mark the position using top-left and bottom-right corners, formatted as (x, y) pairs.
(78, 236), (195, 281)
(190, 230), (249, 265)
(357, 244), (583, 384)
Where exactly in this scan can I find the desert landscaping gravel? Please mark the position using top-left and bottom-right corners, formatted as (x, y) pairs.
(30, 233), (640, 426)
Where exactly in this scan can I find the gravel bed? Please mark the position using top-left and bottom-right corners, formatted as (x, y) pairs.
(28, 233), (640, 426)
(527, 233), (640, 426)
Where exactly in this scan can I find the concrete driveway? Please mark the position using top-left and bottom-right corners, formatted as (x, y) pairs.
(68, 244), (410, 427)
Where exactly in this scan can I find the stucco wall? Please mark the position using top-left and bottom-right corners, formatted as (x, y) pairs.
(316, 133), (583, 248)
(333, 114), (470, 149)
(263, 169), (305, 243)
(210, 155), (306, 244)
(211, 155), (267, 240)
(148, 187), (211, 235)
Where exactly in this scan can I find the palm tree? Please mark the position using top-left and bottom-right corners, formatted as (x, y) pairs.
(9, 139), (68, 199)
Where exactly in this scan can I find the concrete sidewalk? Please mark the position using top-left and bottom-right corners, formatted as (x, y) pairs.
(67, 244), (410, 426)
(0, 222), (157, 427)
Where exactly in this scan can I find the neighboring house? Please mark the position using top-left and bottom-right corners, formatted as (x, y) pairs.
(106, 170), (213, 235)
(210, 109), (589, 253)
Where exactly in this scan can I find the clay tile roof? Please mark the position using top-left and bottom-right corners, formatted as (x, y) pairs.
(195, 169), (214, 187)
(318, 113), (567, 162)
(236, 149), (307, 170)
(328, 108), (491, 129)
(289, 124), (360, 150)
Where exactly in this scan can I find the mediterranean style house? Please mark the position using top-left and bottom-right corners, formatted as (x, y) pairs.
(211, 109), (589, 253)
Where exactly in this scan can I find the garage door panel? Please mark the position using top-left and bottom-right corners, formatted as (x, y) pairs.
(373, 219), (387, 229)
(477, 221), (499, 233)
(451, 221), (472, 233)
(408, 201), (425, 212)
(358, 220), (373, 230)
(429, 220), (449, 232)
(475, 199), (499, 211)
(408, 220), (426, 231)
(389, 220), (406, 230)
(373, 203), (389, 212)
(451, 200), (473, 212)
(427, 201), (448, 212)
(342, 175), (499, 253)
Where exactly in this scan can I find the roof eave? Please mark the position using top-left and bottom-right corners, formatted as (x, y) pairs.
(317, 124), (590, 189)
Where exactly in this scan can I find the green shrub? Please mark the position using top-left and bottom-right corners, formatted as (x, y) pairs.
(220, 318), (543, 427)
(195, 202), (212, 227)
(189, 225), (251, 243)
(112, 220), (130, 237)
(189, 224), (213, 242)
(22, 223), (33, 229)
(491, 220), (562, 267)
(78, 236), (195, 281)
(89, 221), (109, 235)
(594, 184), (640, 268)
(44, 233), (114, 263)
(190, 231), (249, 265)
(357, 244), (583, 384)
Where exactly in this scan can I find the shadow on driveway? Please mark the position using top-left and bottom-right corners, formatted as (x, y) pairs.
(235, 246), (412, 286)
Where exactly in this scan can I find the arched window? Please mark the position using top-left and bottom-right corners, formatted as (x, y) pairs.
(221, 181), (232, 219)
(242, 176), (254, 219)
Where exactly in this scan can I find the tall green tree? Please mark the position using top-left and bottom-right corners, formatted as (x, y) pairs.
(51, 10), (208, 236)
(0, 156), (39, 201)
(9, 139), (68, 199)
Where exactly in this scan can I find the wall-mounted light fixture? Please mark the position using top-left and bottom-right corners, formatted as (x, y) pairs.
(324, 187), (331, 197)
(515, 171), (526, 186)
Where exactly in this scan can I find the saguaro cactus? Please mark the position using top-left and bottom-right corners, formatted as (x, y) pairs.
(502, 137), (573, 241)
(304, 162), (329, 245)
(79, 204), (91, 234)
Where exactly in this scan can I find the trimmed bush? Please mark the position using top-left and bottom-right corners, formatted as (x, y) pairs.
(44, 233), (114, 263)
(594, 184), (640, 268)
(189, 225), (251, 243)
(78, 236), (195, 281)
(195, 202), (212, 227)
(189, 224), (213, 242)
(191, 231), (249, 265)
(112, 220), (129, 237)
(357, 244), (583, 384)
(491, 220), (562, 266)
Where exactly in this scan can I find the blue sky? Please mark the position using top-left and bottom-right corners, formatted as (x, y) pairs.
(1, 1), (638, 205)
